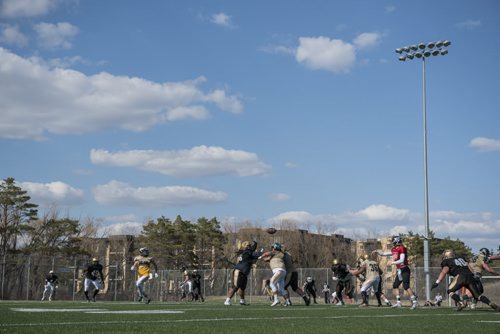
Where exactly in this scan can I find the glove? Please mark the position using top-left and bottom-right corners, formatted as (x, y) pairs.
(130, 266), (135, 271)
(149, 273), (153, 279)
(154, 273), (159, 279)
(431, 282), (439, 290)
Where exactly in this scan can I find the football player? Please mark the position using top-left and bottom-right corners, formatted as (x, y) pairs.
(41, 270), (58, 301)
(259, 242), (287, 306)
(224, 240), (261, 306)
(468, 248), (500, 309)
(131, 247), (158, 304)
(83, 257), (104, 302)
(431, 249), (500, 312)
(191, 269), (204, 302)
(331, 258), (354, 305)
(302, 276), (318, 304)
(283, 250), (310, 306)
(374, 236), (418, 309)
(350, 252), (381, 307)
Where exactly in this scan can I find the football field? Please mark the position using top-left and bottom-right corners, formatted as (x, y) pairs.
(1, 299), (499, 334)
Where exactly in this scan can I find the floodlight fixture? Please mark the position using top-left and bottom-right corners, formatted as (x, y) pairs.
(436, 40), (444, 48)
(407, 53), (415, 60)
(443, 40), (451, 47)
(418, 43), (426, 49)
(395, 48), (403, 54)
(415, 52), (423, 58)
(410, 45), (418, 51)
(424, 50), (431, 57)
(432, 49), (440, 56)
(398, 55), (406, 61)
(427, 42), (436, 49)
(440, 49), (448, 56)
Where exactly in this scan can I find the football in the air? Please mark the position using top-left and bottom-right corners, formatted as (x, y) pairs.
(266, 227), (277, 234)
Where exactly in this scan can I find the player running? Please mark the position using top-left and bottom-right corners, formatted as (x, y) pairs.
(131, 247), (158, 304)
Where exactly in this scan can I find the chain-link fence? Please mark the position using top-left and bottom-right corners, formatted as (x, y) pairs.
(2, 255), (499, 306)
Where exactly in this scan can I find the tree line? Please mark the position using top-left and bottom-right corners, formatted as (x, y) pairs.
(0, 177), (475, 271)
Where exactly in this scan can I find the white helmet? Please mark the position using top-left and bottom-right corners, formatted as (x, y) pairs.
(306, 276), (312, 282)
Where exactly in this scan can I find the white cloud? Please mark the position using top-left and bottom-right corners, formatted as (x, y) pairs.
(93, 180), (227, 207)
(296, 36), (356, 73)
(0, 24), (28, 47)
(385, 5), (396, 13)
(456, 19), (481, 30)
(294, 33), (383, 73)
(34, 22), (79, 49)
(259, 44), (295, 55)
(90, 146), (270, 177)
(469, 137), (500, 152)
(0, 0), (59, 18)
(270, 193), (290, 202)
(103, 222), (143, 236)
(250, 205), (500, 251)
(211, 12), (232, 27)
(353, 32), (381, 49)
(0, 48), (243, 140)
(100, 215), (143, 236)
(355, 204), (410, 221)
(20, 181), (85, 206)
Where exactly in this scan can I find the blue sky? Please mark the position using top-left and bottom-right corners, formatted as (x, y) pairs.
(1, 0), (499, 253)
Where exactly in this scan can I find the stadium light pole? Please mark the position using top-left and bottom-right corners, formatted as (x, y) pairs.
(395, 40), (451, 303)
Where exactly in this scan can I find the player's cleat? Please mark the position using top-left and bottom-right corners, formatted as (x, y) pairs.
(490, 302), (500, 312)
(271, 300), (280, 307)
(303, 295), (310, 306)
(470, 303), (476, 309)
(456, 302), (466, 311)
(391, 302), (402, 308)
(137, 297), (143, 302)
(41, 297), (45, 301)
(146, 298), (151, 304)
(335, 301), (344, 306)
(224, 300), (231, 306)
(92, 296), (96, 302)
(239, 301), (248, 306)
(411, 301), (418, 310)
(358, 303), (368, 307)
(386, 301), (392, 306)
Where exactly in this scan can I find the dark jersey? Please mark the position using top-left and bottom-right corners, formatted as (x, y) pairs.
(304, 280), (316, 292)
(441, 257), (472, 277)
(234, 241), (261, 275)
(46, 274), (58, 283)
(85, 263), (103, 280)
(332, 263), (350, 280)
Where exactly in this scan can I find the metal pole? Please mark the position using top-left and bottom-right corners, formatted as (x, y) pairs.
(26, 255), (31, 300)
(422, 57), (431, 302)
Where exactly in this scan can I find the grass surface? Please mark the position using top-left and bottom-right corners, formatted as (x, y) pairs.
(1, 298), (499, 334)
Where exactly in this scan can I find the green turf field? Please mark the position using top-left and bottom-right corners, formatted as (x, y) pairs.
(1, 298), (499, 334)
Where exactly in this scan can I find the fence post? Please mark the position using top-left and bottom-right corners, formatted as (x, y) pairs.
(26, 255), (31, 300)
(71, 258), (76, 301)
(1, 253), (5, 300)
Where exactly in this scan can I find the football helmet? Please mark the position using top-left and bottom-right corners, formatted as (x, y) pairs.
(332, 259), (338, 265)
(392, 236), (402, 247)
(479, 248), (490, 257)
(442, 249), (455, 259)
(139, 247), (149, 256)
(92, 257), (99, 263)
(49, 270), (54, 274)
(272, 242), (282, 251)
(306, 276), (312, 283)
(240, 241), (250, 250)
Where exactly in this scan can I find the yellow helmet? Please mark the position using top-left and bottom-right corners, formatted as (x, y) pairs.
(442, 249), (455, 259)
(240, 241), (250, 250)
